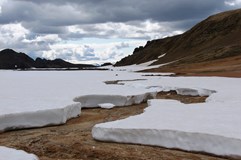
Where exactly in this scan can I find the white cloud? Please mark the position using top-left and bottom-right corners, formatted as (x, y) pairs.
(0, 22), (147, 64)
(225, 0), (241, 6)
(42, 44), (97, 62)
(0, 0), (6, 14)
(41, 39), (146, 64)
(67, 20), (184, 40)
(0, 23), (29, 48)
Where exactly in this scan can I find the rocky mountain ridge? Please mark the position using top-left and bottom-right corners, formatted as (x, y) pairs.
(115, 9), (241, 76)
(0, 49), (94, 69)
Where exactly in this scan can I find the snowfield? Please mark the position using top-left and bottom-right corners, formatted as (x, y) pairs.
(0, 70), (158, 132)
(92, 76), (241, 158)
(0, 146), (38, 160)
(1, 65), (241, 158)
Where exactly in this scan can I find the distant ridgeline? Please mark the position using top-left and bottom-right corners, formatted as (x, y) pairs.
(0, 49), (95, 69)
(115, 8), (241, 71)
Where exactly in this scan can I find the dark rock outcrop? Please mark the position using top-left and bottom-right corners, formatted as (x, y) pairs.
(0, 49), (35, 69)
(34, 58), (94, 68)
(101, 62), (113, 67)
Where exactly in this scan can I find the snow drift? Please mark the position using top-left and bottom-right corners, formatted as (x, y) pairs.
(93, 99), (241, 158)
(74, 92), (157, 108)
(0, 103), (81, 132)
(0, 146), (38, 160)
(93, 76), (241, 158)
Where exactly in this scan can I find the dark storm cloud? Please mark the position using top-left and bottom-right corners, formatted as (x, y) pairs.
(21, 22), (67, 34)
(1, 0), (239, 31)
(116, 42), (130, 50)
(11, 0), (229, 22)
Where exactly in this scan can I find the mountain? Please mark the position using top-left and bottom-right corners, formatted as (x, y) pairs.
(0, 49), (35, 69)
(34, 58), (94, 68)
(115, 9), (241, 77)
(0, 49), (94, 69)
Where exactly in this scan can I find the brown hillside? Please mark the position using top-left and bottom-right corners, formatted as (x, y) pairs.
(115, 9), (241, 76)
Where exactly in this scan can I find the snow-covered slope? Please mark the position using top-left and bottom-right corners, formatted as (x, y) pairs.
(93, 76), (241, 158)
(100, 59), (175, 73)
(0, 146), (38, 160)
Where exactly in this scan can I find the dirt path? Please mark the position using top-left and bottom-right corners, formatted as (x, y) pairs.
(0, 92), (229, 160)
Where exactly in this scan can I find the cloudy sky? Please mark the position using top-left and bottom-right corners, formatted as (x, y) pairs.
(0, 0), (241, 64)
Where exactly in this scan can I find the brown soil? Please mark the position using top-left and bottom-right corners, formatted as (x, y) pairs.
(104, 79), (146, 85)
(144, 55), (241, 78)
(0, 92), (230, 160)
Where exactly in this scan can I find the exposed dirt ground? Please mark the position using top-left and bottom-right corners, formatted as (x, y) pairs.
(144, 55), (241, 78)
(0, 91), (231, 160)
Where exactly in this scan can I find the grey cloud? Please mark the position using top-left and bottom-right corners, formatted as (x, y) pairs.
(0, 1), (38, 24)
(116, 42), (130, 50)
(1, 0), (240, 32)
(11, 0), (227, 22)
(81, 45), (96, 58)
(22, 22), (67, 34)
(63, 20), (183, 40)
(45, 45), (100, 62)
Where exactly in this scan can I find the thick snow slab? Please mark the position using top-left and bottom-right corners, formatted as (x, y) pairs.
(0, 103), (81, 132)
(93, 100), (241, 157)
(74, 92), (156, 108)
(93, 76), (241, 158)
(0, 146), (38, 160)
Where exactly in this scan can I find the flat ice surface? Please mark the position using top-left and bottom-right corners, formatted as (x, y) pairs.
(93, 76), (241, 157)
(0, 146), (38, 160)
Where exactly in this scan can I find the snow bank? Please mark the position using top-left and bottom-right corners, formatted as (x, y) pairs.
(74, 92), (157, 108)
(93, 76), (241, 158)
(98, 103), (115, 109)
(93, 99), (241, 158)
(0, 103), (81, 132)
(0, 146), (38, 160)
(175, 88), (216, 96)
